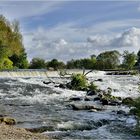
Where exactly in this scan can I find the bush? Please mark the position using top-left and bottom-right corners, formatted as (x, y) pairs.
(88, 82), (98, 91)
(70, 74), (88, 90)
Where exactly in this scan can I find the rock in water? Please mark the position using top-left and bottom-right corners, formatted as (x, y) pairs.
(95, 79), (103, 82)
(0, 117), (16, 125)
(59, 84), (67, 89)
(69, 97), (82, 101)
(122, 97), (134, 105)
(43, 81), (51, 85)
(101, 99), (109, 105)
(87, 90), (97, 96)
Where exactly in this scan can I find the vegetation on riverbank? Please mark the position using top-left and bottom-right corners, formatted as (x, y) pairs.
(29, 50), (140, 71)
(0, 15), (28, 69)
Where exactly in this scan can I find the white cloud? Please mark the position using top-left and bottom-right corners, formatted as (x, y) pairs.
(88, 27), (140, 48)
(23, 23), (140, 62)
(0, 1), (63, 20)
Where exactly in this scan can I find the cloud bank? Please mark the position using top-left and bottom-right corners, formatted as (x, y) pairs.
(24, 27), (140, 62)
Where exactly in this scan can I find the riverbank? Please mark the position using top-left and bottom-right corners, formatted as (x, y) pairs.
(0, 124), (48, 140)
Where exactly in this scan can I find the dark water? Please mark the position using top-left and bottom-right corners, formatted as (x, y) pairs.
(0, 75), (139, 139)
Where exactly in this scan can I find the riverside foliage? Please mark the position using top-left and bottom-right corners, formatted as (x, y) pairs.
(0, 15), (28, 69)
(30, 50), (140, 70)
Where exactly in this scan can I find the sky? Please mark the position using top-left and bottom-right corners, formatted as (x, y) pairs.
(0, 0), (140, 61)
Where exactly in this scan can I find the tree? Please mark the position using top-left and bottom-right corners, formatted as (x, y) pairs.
(47, 59), (65, 70)
(0, 15), (28, 69)
(0, 58), (13, 70)
(9, 51), (29, 69)
(96, 50), (121, 70)
(29, 58), (46, 69)
(66, 58), (96, 69)
(122, 51), (137, 70)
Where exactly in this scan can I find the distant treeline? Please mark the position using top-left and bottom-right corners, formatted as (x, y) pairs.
(0, 15), (139, 71)
(29, 50), (140, 70)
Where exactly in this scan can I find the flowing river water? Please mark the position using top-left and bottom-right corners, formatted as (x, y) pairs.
(0, 70), (140, 139)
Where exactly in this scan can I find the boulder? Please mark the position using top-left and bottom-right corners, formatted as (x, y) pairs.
(66, 83), (72, 89)
(122, 97), (134, 105)
(117, 110), (127, 115)
(108, 101), (121, 106)
(0, 117), (16, 125)
(69, 104), (102, 111)
(59, 84), (67, 89)
(87, 90), (97, 96)
(43, 81), (51, 85)
(101, 99), (109, 105)
(95, 79), (103, 82)
(94, 97), (100, 101)
(84, 97), (91, 101)
(107, 87), (112, 94)
(69, 97), (82, 101)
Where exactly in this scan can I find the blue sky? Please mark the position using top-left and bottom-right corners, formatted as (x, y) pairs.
(0, 0), (140, 61)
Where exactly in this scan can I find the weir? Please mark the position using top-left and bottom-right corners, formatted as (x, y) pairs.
(0, 69), (50, 77)
(0, 69), (106, 77)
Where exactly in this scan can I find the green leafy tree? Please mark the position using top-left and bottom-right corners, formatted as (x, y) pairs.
(66, 58), (96, 69)
(47, 59), (65, 70)
(9, 51), (29, 69)
(96, 50), (121, 70)
(0, 15), (28, 69)
(29, 58), (46, 69)
(122, 51), (137, 70)
(0, 58), (13, 69)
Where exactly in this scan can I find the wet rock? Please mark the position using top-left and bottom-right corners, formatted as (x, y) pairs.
(101, 99), (109, 105)
(84, 97), (91, 101)
(43, 81), (52, 85)
(122, 97), (134, 105)
(113, 89), (119, 92)
(117, 110), (127, 115)
(108, 100), (121, 106)
(94, 97), (100, 101)
(107, 87), (112, 94)
(66, 83), (72, 89)
(0, 117), (16, 125)
(69, 104), (94, 110)
(59, 84), (67, 89)
(89, 109), (98, 112)
(26, 126), (54, 133)
(129, 108), (137, 115)
(69, 104), (102, 111)
(95, 79), (103, 82)
(69, 97), (82, 101)
(87, 90), (97, 96)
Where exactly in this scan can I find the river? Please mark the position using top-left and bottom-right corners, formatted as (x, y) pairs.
(0, 70), (140, 139)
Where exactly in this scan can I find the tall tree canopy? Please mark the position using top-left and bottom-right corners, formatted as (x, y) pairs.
(0, 15), (28, 69)
(96, 50), (121, 70)
(122, 51), (137, 70)
(29, 58), (46, 69)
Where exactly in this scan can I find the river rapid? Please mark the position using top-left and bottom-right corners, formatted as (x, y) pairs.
(0, 70), (140, 139)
